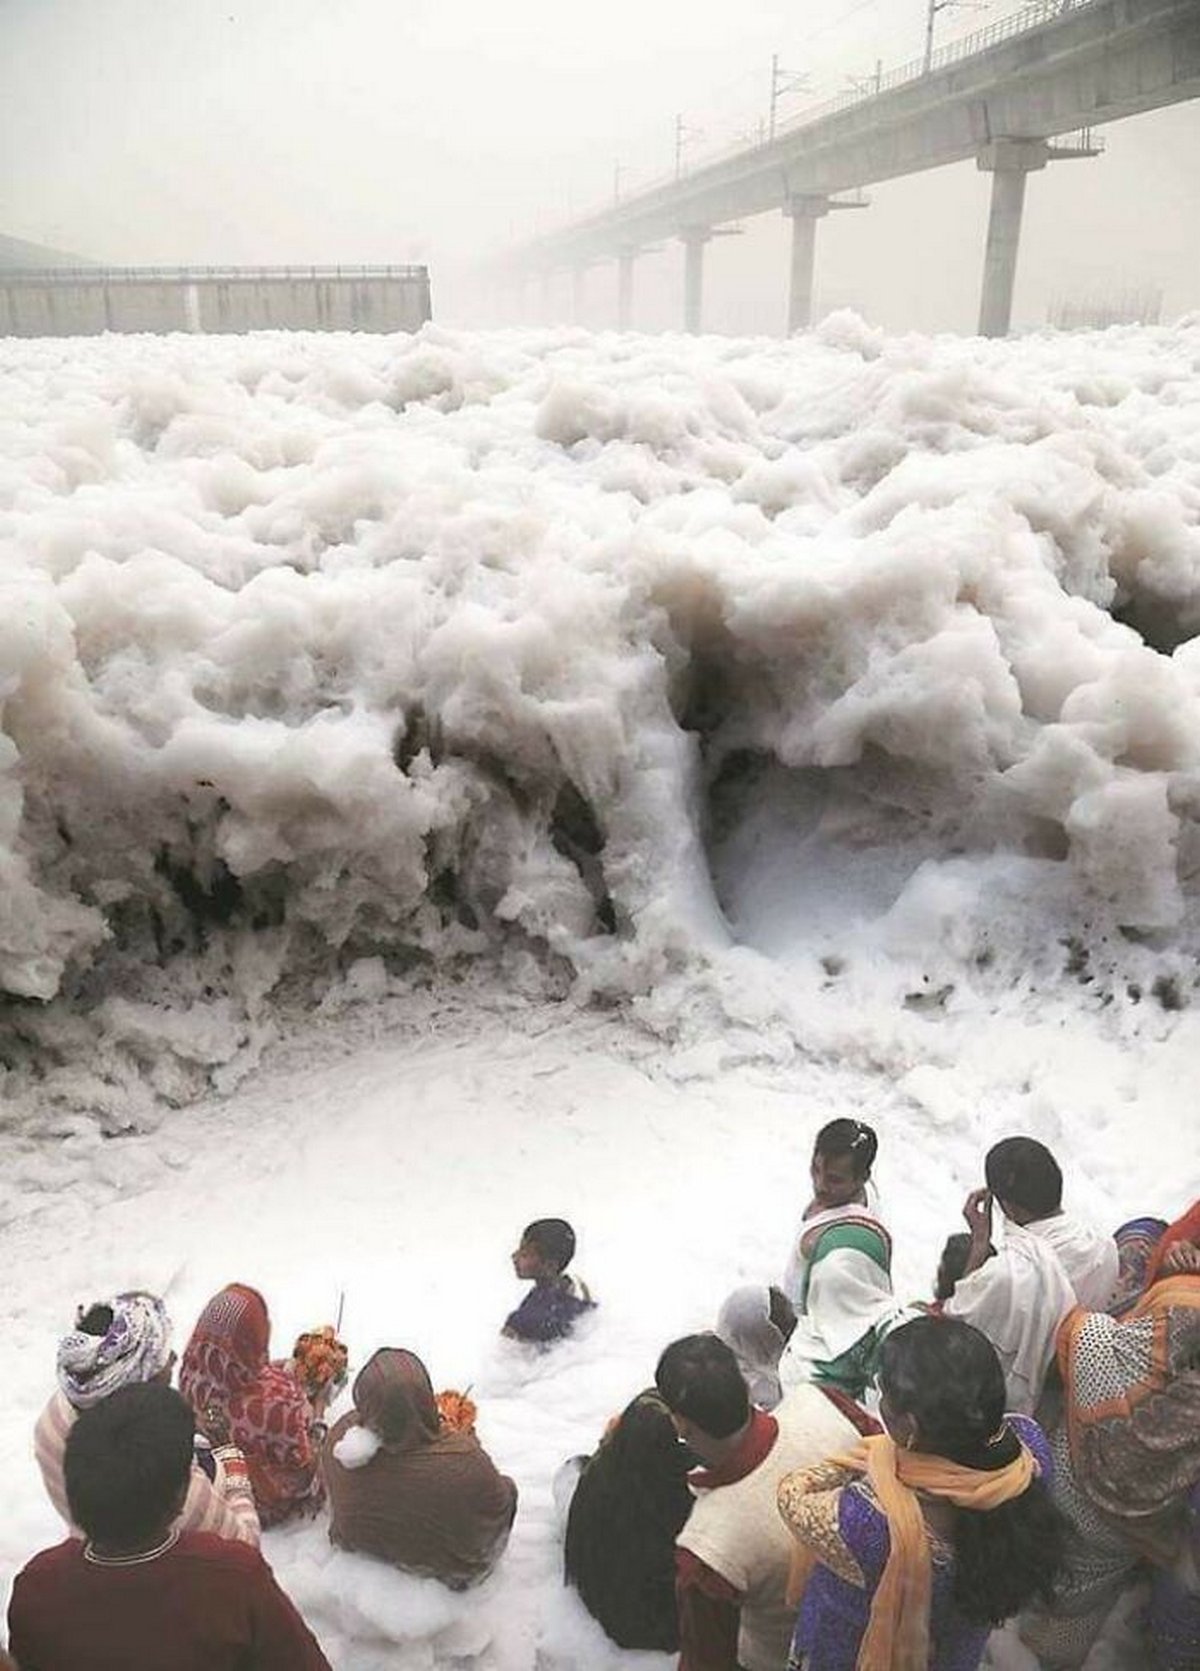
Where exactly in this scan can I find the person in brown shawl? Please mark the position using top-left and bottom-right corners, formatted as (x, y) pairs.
(321, 1349), (517, 1588)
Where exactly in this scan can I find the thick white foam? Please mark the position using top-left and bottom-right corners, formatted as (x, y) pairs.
(4, 317), (1198, 1668)
(3, 319), (1200, 1114)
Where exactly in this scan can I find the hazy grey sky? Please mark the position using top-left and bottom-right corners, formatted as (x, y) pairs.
(2, 0), (1197, 332)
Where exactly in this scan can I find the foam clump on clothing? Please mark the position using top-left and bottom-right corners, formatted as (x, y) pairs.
(332, 1425), (381, 1471)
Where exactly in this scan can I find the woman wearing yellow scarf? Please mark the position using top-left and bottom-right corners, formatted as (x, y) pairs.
(777, 1316), (1065, 1670)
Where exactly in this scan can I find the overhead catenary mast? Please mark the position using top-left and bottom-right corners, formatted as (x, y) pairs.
(768, 53), (811, 141)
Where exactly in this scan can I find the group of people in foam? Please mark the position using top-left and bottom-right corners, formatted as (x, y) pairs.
(2, 1219), (583, 1669)
(2, 1132), (1197, 1671)
(558, 1126), (1199, 1671)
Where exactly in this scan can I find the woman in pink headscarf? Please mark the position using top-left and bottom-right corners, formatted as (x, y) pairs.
(179, 1283), (324, 1528)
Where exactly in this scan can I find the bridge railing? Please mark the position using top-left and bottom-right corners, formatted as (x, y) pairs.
(0, 265), (429, 284)
(578, 0), (1103, 224)
(769, 0), (1100, 139)
(1050, 125), (1106, 152)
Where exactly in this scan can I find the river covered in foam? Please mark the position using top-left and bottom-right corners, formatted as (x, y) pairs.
(2, 317), (1198, 1668)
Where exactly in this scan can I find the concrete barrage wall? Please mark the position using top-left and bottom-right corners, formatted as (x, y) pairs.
(0, 282), (110, 336)
(0, 266), (432, 338)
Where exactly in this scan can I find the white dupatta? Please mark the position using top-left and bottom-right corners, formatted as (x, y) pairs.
(779, 1198), (897, 1390)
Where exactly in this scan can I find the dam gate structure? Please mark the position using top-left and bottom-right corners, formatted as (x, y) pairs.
(0, 265), (432, 337)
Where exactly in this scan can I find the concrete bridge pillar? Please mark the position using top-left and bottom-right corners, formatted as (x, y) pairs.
(784, 197), (831, 333)
(976, 139), (1049, 338)
(539, 270), (552, 320)
(617, 249), (636, 331)
(681, 228), (710, 333)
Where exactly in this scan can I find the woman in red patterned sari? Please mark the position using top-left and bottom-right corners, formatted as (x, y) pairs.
(180, 1283), (324, 1527)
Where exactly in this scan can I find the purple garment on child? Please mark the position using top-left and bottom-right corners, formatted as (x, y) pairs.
(788, 1416), (1052, 1671)
(504, 1278), (594, 1344)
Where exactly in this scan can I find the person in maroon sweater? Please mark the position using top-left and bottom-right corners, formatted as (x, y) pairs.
(7, 1382), (331, 1671)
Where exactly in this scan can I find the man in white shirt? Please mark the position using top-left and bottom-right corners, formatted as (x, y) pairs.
(946, 1136), (1118, 1413)
(656, 1334), (855, 1671)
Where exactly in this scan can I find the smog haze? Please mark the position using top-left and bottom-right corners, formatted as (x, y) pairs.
(2, 0), (1197, 331)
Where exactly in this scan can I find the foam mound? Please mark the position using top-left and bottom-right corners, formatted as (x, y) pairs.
(4, 317), (1200, 1113)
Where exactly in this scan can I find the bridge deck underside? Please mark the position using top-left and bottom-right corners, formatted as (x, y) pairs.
(523, 0), (1200, 270)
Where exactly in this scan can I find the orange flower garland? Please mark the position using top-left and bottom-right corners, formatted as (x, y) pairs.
(436, 1388), (477, 1434)
(292, 1324), (349, 1400)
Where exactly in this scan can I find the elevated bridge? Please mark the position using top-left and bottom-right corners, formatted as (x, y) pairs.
(508, 0), (1200, 335)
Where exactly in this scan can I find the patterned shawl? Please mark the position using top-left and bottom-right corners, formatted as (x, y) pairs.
(57, 1292), (172, 1409)
(179, 1283), (318, 1525)
(1058, 1273), (1200, 1565)
(1109, 1217), (1170, 1316)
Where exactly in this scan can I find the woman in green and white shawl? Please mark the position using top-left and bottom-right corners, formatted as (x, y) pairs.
(778, 1119), (900, 1400)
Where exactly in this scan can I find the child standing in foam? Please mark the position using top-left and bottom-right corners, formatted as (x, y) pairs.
(779, 1120), (902, 1403)
(502, 1218), (595, 1344)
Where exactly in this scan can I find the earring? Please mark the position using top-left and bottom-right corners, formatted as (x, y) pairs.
(903, 1431), (915, 1451)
